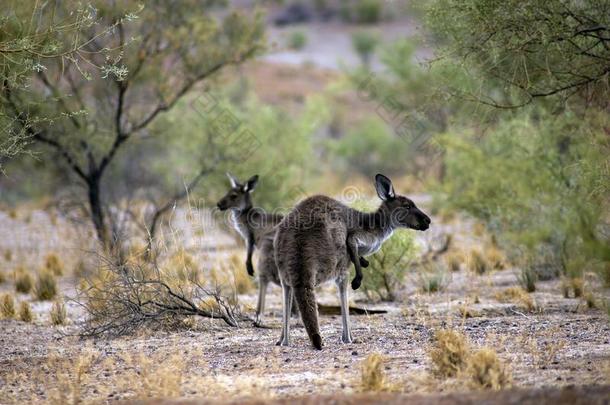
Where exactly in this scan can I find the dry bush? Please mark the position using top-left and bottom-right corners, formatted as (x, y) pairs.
(77, 254), (247, 337)
(419, 262), (450, 293)
(1, 293), (16, 318)
(166, 248), (200, 285)
(0, 271), (6, 284)
(72, 259), (91, 279)
(485, 246), (505, 270)
(51, 300), (67, 325)
(227, 253), (255, 295)
(457, 304), (481, 318)
(429, 329), (470, 377)
(124, 353), (184, 398)
(494, 287), (535, 311)
(572, 277), (584, 297)
(445, 251), (464, 272)
(15, 268), (33, 293)
(467, 250), (488, 275)
(18, 301), (33, 322)
(584, 292), (598, 309)
(358, 353), (396, 392)
(465, 348), (511, 390)
(45, 253), (64, 276)
(35, 271), (58, 300)
(48, 350), (97, 405)
(4, 249), (12, 262)
(517, 266), (537, 292)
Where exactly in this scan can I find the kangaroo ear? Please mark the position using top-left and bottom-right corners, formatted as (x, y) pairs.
(226, 172), (240, 188)
(244, 175), (259, 193)
(375, 173), (395, 201)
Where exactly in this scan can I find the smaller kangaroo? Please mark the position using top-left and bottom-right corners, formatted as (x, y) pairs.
(216, 173), (284, 326)
(274, 174), (431, 349)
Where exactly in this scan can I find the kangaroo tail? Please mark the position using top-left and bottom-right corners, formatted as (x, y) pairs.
(294, 285), (322, 350)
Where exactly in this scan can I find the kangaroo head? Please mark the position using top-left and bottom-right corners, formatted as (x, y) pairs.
(375, 173), (431, 231)
(216, 173), (259, 212)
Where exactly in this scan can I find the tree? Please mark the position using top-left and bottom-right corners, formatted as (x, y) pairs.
(426, 0), (610, 108)
(1, 1), (265, 250)
(0, 1), (133, 167)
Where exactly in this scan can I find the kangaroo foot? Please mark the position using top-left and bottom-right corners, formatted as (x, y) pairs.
(351, 276), (362, 290)
(359, 257), (369, 268)
(341, 330), (353, 344)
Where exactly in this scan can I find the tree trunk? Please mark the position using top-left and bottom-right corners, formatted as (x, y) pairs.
(87, 174), (110, 250)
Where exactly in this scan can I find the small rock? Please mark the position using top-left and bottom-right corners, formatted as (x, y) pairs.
(351, 350), (358, 356)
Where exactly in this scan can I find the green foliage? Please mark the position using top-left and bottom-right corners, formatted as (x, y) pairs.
(354, 0), (384, 24)
(354, 219), (418, 301)
(156, 93), (323, 211)
(425, 0), (610, 107)
(326, 117), (409, 178)
(287, 30), (307, 50)
(440, 109), (610, 274)
(351, 31), (378, 68)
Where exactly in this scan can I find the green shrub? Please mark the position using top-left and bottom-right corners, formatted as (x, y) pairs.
(349, 201), (418, 301)
(351, 31), (378, 68)
(35, 271), (58, 300)
(354, 0), (383, 24)
(517, 266), (537, 293)
(287, 30), (307, 50)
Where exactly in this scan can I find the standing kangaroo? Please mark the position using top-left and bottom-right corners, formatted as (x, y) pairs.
(216, 173), (284, 326)
(274, 174), (431, 349)
(217, 173), (369, 326)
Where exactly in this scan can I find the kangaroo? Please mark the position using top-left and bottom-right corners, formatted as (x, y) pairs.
(216, 173), (284, 326)
(274, 174), (431, 349)
(216, 173), (369, 326)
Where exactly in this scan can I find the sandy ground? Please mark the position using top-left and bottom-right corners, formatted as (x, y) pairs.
(1, 206), (609, 404)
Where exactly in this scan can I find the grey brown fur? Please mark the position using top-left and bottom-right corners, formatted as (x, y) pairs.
(274, 174), (431, 349)
(217, 173), (284, 325)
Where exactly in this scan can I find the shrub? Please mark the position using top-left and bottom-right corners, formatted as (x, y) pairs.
(44, 253), (64, 276)
(18, 301), (33, 322)
(517, 266), (537, 292)
(51, 300), (67, 325)
(485, 246), (505, 270)
(4, 249), (12, 262)
(494, 287), (535, 311)
(468, 250), (488, 275)
(15, 269), (33, 293)
(466, 348), (511, 390)
(584, 292), (597, 309)
(0, 271), (5, 284)
(287, 30), (307, 50)
(429, 329), (470, 377)
(351, 31), (378, 68)
(572, 277), (584, 298)
(354, 0), (383, 24)
(35, 271), (58, 300)
(358, 227), (417, 301)
(1, 294), (16, 318)
(419, 262), (450, 293)
(445, 251), (463, 272)
(359, 353), (393, 392)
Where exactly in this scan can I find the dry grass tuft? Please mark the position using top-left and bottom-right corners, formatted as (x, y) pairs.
(584, 292), (598, 309)
(3, 249), (12, 262)
(15, 268), (33, 293)
(44, 253), (64, 276)
(19, 301), (34, 322)
(572, 277), (584, 298)
(358, 353), (395, 392)
(50, 300), (67, 325)
(35, 271), (58, 300)
(465, 348), (511, 390)
(124, 352), (184, 398)
(494, 287), (535, 311)
(485, 246), (505, 270)
(467, 250), (488, 275)
(429, 329), (470, 377)
(445, 251), (464, 272)
(227, 253), (255, 294)
(1, 293), (16, 318)
(0, 271), (6, 284)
